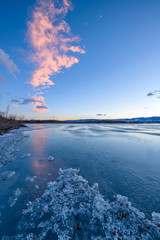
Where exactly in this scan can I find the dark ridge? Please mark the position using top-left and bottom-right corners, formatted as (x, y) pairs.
(23, 116), (160, 124)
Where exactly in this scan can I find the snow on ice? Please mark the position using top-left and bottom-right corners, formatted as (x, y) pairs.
(8, 188), (22, 207)
(48, 156), (55, 161)
(26, 176), (37, 183)
(0, 171), (15, 180)
(35, 185), (39, 190)
(20, 153), (31, 159)
(0, 129), (25, 166)
(3, 168), (160, 239)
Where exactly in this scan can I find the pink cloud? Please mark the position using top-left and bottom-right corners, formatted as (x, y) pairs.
(27, 0), (85, 113)
(32, 95), (48, 113)
(11, 104), (20, 108)
(69, 46), (86, 54)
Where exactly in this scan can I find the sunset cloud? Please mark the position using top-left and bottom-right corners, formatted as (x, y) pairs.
(11, 96), (48, 113)
(0, 49), (20, 78)
(32, 95), (48, 113)
(27, 0), (85, 113)
(11, 104), (20, 108)
(36, 105), (48, 109)
(11, 96), (45, 110)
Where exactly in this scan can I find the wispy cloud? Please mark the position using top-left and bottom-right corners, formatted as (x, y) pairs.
(0, 49), (20, 78)
(0, 74), (6, 82)
(11, 104), (20, 108)
(36, 105), (48, 109)
(147, 92), (155, 97)
(97, 113), (107, 117)
(11, 97), (48, 113)
(147, 92), (156, 97)
(11, 98), (21, 103)
(21, 98), (42, 105)
(32, 96), (48, 113)
(147, 90), (160, 97)
(27, 0), (85, 113)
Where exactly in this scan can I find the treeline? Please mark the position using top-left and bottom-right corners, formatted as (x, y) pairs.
(0, 111), (25, 135)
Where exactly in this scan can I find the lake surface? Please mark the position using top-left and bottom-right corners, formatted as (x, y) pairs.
(0, 123), (160, 238)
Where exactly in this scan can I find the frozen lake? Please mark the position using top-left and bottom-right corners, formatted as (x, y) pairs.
(0, 123), (160, 239)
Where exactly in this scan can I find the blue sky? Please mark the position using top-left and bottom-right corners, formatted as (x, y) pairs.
(0, 0), (160, 120)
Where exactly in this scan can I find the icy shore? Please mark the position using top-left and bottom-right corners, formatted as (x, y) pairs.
(4, 168), (160, 240)
(0, 128), (26, 167)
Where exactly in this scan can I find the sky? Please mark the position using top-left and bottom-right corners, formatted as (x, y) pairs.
(0, 0), (160, 120)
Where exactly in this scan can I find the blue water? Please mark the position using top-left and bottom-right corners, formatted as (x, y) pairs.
(0, 123), (160, 238)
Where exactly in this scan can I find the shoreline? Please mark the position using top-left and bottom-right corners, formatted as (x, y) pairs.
(0, 122), (26, 136)
(1, 120), (160, 136)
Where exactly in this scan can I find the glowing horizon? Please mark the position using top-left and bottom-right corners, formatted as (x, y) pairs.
(0, 0), (160, 119)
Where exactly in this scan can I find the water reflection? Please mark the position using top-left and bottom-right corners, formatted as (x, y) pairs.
(30, 127), (50, 176)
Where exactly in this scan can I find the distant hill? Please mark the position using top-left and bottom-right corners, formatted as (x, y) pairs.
(23, 117), (160, 124)
(66, 117), (160, 123)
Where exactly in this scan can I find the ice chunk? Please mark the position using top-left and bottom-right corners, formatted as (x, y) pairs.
(10, 168), (160, 239)
(21, 153), (31, 159)
(8, 188), (22, 207)
(48, 156), (54, 161)
(15, 149), (20, 152)
(152, 211), (160, 224)
(26, 176), (37, 183)
(0, 128), (25, 167)
(35, 185), (39, 190)
(0, 171), (15, 180)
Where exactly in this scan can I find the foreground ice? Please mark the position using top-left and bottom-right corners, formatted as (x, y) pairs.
(8, 188), (22, 207)
(48, 156), (55, 161)
(3, 168), (160, 240)
(35, 185), (39, 190)
(26, 176), (37, 183)
(0, 128), (26, 166)
(0, 171), (15, 180)
(20, 153), (31, 159)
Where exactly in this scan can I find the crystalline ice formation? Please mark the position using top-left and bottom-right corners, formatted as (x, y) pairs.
(8, 188), (22, 207)
(35, 185), (39, 190)
(0, 128), (25, 166)
(26, 176), (37, 183)
(20, 153), (31, 159)
(6, 168), (160, 240)
(0, 171), (15, 180)
(48, 156), (55, 161)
